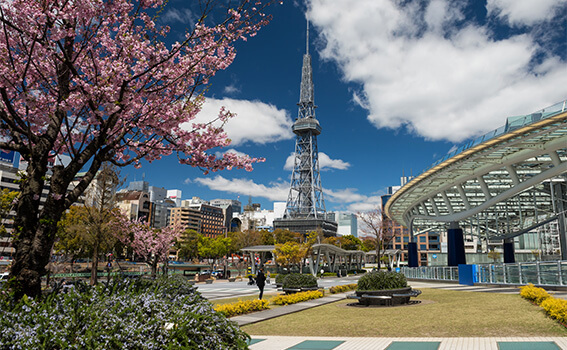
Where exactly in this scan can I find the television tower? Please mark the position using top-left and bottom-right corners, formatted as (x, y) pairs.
(275, 20), (337, 236)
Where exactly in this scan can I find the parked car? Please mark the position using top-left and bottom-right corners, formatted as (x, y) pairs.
(212, 270), (224, 279)
(0, 272), (9, 284)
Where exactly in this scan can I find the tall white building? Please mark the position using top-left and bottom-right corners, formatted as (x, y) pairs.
(327, 212), (358, 237)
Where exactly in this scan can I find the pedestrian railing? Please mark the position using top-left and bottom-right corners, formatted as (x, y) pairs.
(401, 261), (567, 287)
(401, 266), (459, 281)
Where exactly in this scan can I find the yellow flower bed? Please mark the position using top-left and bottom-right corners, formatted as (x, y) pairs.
(541, 298), (567, 324)
(271, 290), (323, 305)
(519, 283), (551, 304)
(520, 283), (567, 325)
(330, 283), (357, 294)
(214, 299), (270, 317)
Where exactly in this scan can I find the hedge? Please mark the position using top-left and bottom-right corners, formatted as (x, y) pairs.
(271, 290), (323, 305)
(214, 299), (270, 317)
(282, 274), (318, 289)
(520, 283), (567, 325)
(357, 271), (407, 291)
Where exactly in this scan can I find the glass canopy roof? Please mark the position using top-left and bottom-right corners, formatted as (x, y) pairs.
(385, 100), (567, 241)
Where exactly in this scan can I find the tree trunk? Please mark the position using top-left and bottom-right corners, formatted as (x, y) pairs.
(10, 159), (70, 299)
(150, 257), (158, 278)
(10, 205), (64, 300)
(90, 243), (99, 285)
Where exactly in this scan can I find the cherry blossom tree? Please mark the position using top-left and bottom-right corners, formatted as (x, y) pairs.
(113, 214), (181, 278)
(0, 0), (274, 298)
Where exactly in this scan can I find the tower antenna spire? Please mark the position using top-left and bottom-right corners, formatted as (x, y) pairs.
(306, 18), (309, 55)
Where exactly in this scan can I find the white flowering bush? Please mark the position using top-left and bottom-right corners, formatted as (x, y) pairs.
(0, 276), (249, 349)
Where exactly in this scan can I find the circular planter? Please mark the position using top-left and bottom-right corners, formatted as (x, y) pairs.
(355, 287), (412, 305)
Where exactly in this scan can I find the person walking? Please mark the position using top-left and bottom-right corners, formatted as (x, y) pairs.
(256, 268), (266, 299)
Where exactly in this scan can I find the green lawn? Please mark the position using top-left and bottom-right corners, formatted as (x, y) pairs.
(240, 288), (567, 337)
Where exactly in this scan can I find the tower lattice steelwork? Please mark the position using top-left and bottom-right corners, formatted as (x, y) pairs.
(274, 22), (337, 236)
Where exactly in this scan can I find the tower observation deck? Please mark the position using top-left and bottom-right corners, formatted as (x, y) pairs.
(274, 21), (337, 237)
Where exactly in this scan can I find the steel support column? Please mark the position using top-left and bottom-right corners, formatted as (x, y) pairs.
(448, 221), (466, 266)
(503, 238), (515, 263)
(555, 183), (567, 260)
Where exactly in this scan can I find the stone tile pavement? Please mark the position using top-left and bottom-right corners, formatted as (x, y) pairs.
(247, 336), (567, 349)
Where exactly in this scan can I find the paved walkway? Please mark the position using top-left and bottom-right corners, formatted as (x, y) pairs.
(230, 280), (567, 350)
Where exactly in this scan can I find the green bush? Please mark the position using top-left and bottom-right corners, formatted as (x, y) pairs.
(282, 273), (318, 289)
(275, 273), (289, 284)
(357, 271), (407, 291)
(0, 275), (249, 349)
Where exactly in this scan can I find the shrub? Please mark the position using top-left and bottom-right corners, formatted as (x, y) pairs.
(357, 271), (407, 291)
(0, 276), (249, 349)
(282, 273), (318, 289)
(275, 273), (288, 284)
(330, 283), (358, 294)
(214, 299), (270, 317)
(541, 297), (567, 324)
(271, 290), (323, 305)
(519, 283), (551, 305)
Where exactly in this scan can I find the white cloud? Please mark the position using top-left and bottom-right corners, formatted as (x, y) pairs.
(162, 8), (197, 25)
(215, 148), (249, 159)
(308, 0), (567, 142)
(192, 175), (382, 212)
(193, 175), (289, 201)
(323, 188), (382, 212)
(487, 0), (566, 25)
(283, 152), (350, 171)
(223, 85), (241, 95)
(188, 97), (294, 146)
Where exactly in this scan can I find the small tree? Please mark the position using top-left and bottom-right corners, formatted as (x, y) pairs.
(341, 235), (362, 251)
(274, 241), (306, 272)
(56, 205), (120, 284)
(113, 214), (181, 278)
(176, 229), (201, 262)
(488, 249), (501, 263)
(198, 235), (231, 272)
(357, 207), (396, 269)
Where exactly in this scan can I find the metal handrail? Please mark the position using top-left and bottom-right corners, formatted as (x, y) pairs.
(401, 260), (567, 287)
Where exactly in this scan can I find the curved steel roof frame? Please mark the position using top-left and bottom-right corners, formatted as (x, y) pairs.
(385, 101), (567, 241)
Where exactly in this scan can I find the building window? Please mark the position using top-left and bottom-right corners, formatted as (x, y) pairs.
(419, 236), (426, 242)
(420, 244), (427, 250)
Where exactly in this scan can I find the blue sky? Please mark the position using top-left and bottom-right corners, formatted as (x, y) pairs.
(123, 0), (567, 213)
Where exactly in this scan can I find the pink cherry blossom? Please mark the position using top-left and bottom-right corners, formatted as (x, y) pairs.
(2, 0), (278, 299)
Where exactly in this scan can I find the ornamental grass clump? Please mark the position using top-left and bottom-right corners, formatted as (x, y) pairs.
(282, 273), (318, 289)
(357, 271), (407, 291)
(0, 276), (249, 349)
